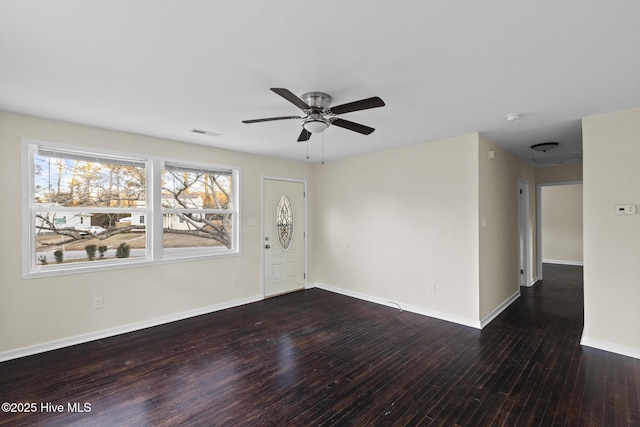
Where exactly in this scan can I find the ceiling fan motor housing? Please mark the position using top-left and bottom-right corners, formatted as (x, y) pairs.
(301, 92), (332, 112)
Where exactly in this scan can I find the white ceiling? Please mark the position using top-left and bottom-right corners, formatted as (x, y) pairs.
(1, 1), (639, 165)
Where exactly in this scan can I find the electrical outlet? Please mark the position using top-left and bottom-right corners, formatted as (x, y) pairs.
(232, 275), (239, 285)
(616, 204), (637, 215)
(429, 282), (436, 293)
(93, 296), (103, 309)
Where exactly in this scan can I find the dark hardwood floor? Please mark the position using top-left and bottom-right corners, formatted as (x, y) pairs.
(1, 264), (639, 426)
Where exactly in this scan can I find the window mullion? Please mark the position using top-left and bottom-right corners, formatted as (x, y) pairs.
(150, 159), (163, 261)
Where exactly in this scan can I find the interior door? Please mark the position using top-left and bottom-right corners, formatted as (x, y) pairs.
(264, 179), (305, 297)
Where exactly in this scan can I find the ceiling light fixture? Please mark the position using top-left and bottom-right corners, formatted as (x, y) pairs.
(505, 113), (521, 122)
(531, 142), (559, 152)
(302, 112), (330, 134)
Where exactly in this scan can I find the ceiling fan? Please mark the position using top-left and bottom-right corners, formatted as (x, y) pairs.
(242, 88), (385, 142)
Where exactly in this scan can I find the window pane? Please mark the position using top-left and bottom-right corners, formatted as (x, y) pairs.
(163, 213), (233, 250)
(34, 151), (145, 207)
(162, 165), (235, 253)
(277, 196), (293, 249)
(34, 211), (146, 266)
(161, 166), (232, 211)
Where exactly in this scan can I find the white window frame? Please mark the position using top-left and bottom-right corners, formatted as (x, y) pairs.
(160, 161), (239, 261)
(22, 139), (240, 279)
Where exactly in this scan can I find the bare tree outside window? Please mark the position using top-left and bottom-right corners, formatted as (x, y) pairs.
(161, 165), (234, 249)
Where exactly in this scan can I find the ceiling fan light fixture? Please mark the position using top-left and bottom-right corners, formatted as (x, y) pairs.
(531, 142), (559, 152)
(303, 119), (329, 134)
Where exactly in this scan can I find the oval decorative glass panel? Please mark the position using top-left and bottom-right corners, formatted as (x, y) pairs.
(277, 196), (294, 249)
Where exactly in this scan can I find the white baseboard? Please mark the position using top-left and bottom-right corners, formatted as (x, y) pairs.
(0, 294), (262, 362)
(580, 336), (640, 360)
(480, 290), (520, 328)
(307, 282), (482, 329)
(542, 259), (584, 266)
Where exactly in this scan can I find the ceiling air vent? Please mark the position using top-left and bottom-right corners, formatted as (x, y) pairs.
(191, 128), (221, 137)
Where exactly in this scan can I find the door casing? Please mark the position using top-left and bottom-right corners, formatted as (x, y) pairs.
(518, 177), (531, 287)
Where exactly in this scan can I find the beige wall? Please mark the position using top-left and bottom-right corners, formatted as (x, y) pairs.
(0, 112), (314, 357)
(313, 134), (481, 325)
(582, 107), (640, 357)
(541, 184), (583, 264)
(478, 136), (536, 319)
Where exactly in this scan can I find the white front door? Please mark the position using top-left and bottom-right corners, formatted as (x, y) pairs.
(263, 179), (306, 297)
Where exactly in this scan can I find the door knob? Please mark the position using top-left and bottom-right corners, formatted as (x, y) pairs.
(265, 244), (271, 249)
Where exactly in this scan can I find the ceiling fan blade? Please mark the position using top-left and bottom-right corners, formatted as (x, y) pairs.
(331, 118), (375, 135)
(271, 88), (311, 110)
(242, 116), (301, 124)
(330, 96), (385, 115)
(297, 128), (311, 142)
